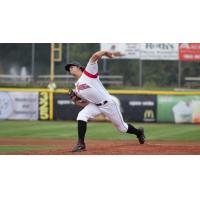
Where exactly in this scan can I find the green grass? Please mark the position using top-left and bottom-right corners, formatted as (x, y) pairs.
(0, 145), (58, 152)
(0, 121), (200, 141)
(0, 121), (200, 154)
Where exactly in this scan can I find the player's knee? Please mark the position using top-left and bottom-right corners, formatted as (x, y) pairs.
(117, 126), (127, 134)
(77, 112), (89, 122)
(115, 122), (128, 133)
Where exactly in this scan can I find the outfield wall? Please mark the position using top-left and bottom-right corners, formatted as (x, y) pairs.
(0, 88), (200, 123)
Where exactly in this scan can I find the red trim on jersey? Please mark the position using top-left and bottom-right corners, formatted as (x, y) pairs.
(83, 70), (99, 78)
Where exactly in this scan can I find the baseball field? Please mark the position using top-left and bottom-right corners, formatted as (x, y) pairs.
(0, 120), (200, 155)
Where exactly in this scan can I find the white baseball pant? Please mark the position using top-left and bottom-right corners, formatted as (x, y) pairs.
(77, 99), (128, 133)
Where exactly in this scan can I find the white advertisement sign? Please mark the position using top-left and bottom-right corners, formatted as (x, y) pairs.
(100, 43), (140, 59)
(0, 92), (38, 120)
(140, 43), (179, 60)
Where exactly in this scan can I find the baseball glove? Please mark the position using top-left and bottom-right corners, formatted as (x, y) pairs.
(69, 89), (81, 102)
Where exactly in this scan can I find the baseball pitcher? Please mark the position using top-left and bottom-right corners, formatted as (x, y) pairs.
(65, 51), (145, 152)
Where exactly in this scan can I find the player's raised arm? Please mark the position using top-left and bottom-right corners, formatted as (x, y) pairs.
(85, 51), (125, 75)
(89, 51), (125, 64)
(89, 51), (113, 64)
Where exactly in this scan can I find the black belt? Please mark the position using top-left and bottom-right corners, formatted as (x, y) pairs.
(96, 100), (108, 106)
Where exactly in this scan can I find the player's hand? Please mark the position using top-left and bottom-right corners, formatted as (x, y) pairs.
(69, 89), (81, 102)
(71, 96), (77, 102)
(75, 100), (89, 107)
(105, 51), (125, 59)
(112, 51), (125, 57)
(105, 51), (113, 59)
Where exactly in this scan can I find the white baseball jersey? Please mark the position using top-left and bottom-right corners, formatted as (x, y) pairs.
(74, 60), (128, 133)
(74, 61), (111, 104)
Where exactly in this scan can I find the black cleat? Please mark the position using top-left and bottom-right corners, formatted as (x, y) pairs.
(137, 128), (145, 144)
(72, 143), (86, 152)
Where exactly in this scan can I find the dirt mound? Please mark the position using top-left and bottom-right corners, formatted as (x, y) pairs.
(0, 138), (200, 155)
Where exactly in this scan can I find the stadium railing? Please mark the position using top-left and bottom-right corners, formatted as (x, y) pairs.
(36, 75), (123, 87)
(184, 77), (200, 88)
(0, 74), (123, 87)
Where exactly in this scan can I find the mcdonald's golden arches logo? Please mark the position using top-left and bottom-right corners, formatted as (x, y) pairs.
(144, 110), (155, 121)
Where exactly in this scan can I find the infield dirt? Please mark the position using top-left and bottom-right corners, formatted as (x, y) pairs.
(0, 138), (200, 155)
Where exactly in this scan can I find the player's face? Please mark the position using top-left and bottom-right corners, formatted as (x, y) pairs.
(69, 65), (80, 76)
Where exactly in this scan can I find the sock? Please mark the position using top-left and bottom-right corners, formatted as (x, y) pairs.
(78, 120), (87, 144)
(126, 123), (141, 136)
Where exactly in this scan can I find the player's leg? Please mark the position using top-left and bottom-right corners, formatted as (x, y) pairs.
(99, 100), (145, 144)
(72, 103), (101, 152)
(127, 124), (145, 144)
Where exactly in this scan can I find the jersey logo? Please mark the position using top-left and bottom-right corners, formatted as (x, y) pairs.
(76, 83), (91, 91)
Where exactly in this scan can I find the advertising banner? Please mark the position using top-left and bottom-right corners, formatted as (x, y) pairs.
(53, 93), (157, 122)
(0, 92), (38, 120)
(39, 92), (50, 120)
(179, 43), (200, 61)
(157, 95), (200, 123)
(115, 94), (157, 122)
(100, 43), (140, 59)
(140, 43), (179, 60)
